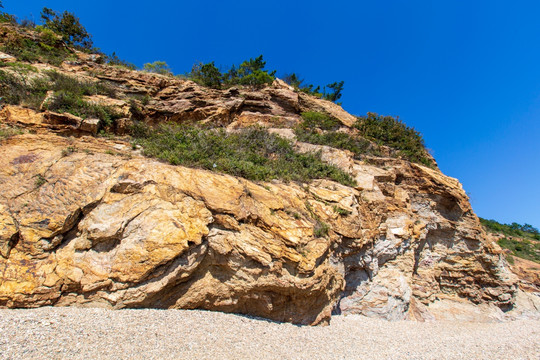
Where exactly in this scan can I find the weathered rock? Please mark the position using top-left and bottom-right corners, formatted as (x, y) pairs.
(0, 28), (530, 323)
(0, 132), (519, 324)
(80, 118), (100, 135)
(0, 51), (16, 63)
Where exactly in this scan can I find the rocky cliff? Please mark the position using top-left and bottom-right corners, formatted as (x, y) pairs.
(0, 24), (537, 324)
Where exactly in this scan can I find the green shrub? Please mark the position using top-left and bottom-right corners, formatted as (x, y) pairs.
(40, 7), (93, 50)
(314, 221), (330, 237)
(0, 69), (48, 108)
(0, 29), (71, 66)
(188, 55), (276, 88)
(131, 123), (356, 186)
(497, 237), (540, 263)
(190, 61), (222, 88)
(333, 205), (351, 216)
(354, 112), (433, 167)
(295, 129), (371, 159)
(294, 112), (371, 159)
(506, 255), (515, 265)
(283, 73), (344, 103)
(34, 174), (46, 188)
(324, 81), (344, 103)
(226, 55), (276, 87)
(298, 111), (341, 131)
(0, 126), (24, 140)
(0, 68), (118, 116)
(45, 70), (117, 98)
(0, 12), (15, 24)
(35, 26), (59, 46)
(480, 218), (539, 239)
(143, 61), (172, 76)
(104, 52), (136, 70)
(129, 99), (145, 121)
(0, 61), (38, 73)
(43, 90), (121, 126)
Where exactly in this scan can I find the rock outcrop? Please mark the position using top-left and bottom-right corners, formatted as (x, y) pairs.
(0, 129), (519, 324)
(0, 26), (532, 323)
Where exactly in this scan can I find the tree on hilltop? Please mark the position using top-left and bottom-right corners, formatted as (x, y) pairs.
(40, 7), (93, 50)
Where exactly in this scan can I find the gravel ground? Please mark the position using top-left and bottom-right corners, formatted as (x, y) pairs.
(0, 308), (539, 360)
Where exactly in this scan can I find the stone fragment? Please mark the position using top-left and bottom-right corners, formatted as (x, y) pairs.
(80, 118), (99, 134)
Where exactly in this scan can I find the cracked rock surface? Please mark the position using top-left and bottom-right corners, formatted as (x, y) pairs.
(0, 132), (530, 324)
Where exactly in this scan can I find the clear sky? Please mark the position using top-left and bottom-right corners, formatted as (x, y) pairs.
(5, 0), (540, 228)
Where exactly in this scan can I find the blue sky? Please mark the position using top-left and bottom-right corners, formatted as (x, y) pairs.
(5, 0), (540, 228)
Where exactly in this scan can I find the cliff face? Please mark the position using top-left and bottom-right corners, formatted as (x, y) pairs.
(0, 33), (531, 324)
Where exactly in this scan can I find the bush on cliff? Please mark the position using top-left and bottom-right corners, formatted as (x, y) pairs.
(143, 61), (173, 76)
(189, 61), (222, 88)
(354, 112), (433, 167)
(0, 68), (49, 108)
(294, 112), (371, 159)
(0, 26), (71, 66)
(282, 73), (345, 104)
(131, 122), (356, 186)
(0, 68), (120, 126)
(104, 52), (137, 70)
(497, 237), (540, 263)
(189, 55), (276, 89)
(40, 7), (93, 50)
(481, 218), (540, 241)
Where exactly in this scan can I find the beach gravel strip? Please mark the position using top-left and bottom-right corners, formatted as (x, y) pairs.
(0, 307), (539, 360)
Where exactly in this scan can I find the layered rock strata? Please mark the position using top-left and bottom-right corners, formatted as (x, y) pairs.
(0, 131), (518, 324)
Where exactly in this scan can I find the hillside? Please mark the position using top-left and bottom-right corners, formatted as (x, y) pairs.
(480, 218), (540, 292)
(0, 10), (538, 324)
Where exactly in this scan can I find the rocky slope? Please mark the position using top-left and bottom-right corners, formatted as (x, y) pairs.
(0, 24), (538, 324)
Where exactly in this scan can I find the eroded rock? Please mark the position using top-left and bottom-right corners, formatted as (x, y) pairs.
(0, 133), (519, 324)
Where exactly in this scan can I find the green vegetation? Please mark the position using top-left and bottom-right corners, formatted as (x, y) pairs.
(314, 221), (330, 237)
(0, 1), (15, 24)
(294, 112), (371, 159)
(0, 126), (23, 140)
(293, 111), (433, 166)
(355, 112), (433, 167)
(131, 122), (356, 186)
(283, 73), (344, 104)
(45, 70), (117, 98)
(0, 25), (73, 66)
(480, 218), (540, 241)
(143, 61), (172, 76)
(333, 205), (351, 216)
(497, 237), (540, 263)
(304, 200), (331, 238)
(0, 61), (38, 73)
(298, 111), (341, 131)
(61, 146), (77, 157)
(0, 68), (120, 127)
(103, 52), (136, 70)
(40, 7), (93, 49)
(189, 55), (276, 88)
(480, 218), (540, 263)
(0, 5), (437, 173)
(34, 174), (46, 188)
(189, 61), (222, 87)
(0, 68), (48, 108)
(44, 90), (121, 127)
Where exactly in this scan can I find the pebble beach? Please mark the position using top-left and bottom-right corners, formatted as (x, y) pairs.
(1, 308), (539, 359)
